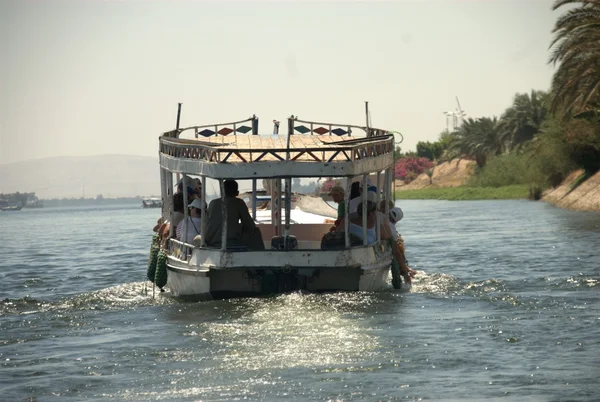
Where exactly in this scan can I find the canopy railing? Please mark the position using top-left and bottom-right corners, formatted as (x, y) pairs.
(287, 115), (393, 138)
(159, 134), (394, 164)
(162, 115), (259, 139)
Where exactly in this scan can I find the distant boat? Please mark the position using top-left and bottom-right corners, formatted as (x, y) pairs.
(142, 198), (162, 208)
(1, 205), (22, 211)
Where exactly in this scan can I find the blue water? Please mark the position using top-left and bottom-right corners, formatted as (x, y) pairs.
(1, 200), (599, 401)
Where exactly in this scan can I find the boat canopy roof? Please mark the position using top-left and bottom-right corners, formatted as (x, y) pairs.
(159, 115), (397, 179)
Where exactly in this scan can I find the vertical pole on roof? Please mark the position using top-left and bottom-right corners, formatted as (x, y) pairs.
(201, 176), (207, 247)
(251, 179), (257, 220)
(376, 171), (381, 242)
(175, 103), (182, 137)
(288, 115), (294, 136)
(252, 114), (259, 135)
(365, 101), (370, 137)
(361, 174), (367, 246)
(182, 175), (189, 248)
(174, 104), (183, 185)
(344, 177), (351, 248)
(286, 125), (291, 162)
(220, 179), (228, 251)
(283, 114), (292, 245)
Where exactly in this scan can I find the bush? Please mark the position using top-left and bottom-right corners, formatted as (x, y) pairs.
(318, 178), (340, 193)
(394, 157), (435, 183)
(469, 117), (577, 189)
(468, 153), (530, 187)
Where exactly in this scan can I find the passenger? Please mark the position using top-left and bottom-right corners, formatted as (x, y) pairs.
(175, 176), (198, 200)
(379, 200), (402, 238)
(193, 178), (202, 195)
(176, 198), (205, 244)
(337, 192), (411, 283)
(383, 203), (416, 280)
(348, 179), (375, 217)
(329, 185), (345, 224)
(204, 179), (265, 250)
(347, 181), (361, 216)
(388, 207), (403, 238)
(336, 192), (379, 245)
(171, 192), (185, 228)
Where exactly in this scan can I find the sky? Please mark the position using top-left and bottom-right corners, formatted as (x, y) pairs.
(0, 0), (559, 165)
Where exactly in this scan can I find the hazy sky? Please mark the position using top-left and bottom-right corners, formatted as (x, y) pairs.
(1, 0), (558, 165)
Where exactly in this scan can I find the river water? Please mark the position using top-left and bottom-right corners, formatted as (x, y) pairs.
(1, 200), (599, 401)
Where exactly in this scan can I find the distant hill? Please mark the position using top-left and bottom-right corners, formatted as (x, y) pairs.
(0, 155), (160, 199)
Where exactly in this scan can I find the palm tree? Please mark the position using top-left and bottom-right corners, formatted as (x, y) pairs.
(499, 90), (549, 150)
(448, 117), (502, 168)
(549, 0), (600, 118)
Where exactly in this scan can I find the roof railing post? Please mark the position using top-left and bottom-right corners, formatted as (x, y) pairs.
(201, 175), (207, 247)
(220, 179), (228, 251)
(361, 174), (367, 246)
(182, 175), (189, 257)
(252, 115), (259, 135)
(168, 172), (174, 240)
(252, 179), (257, 220)
(376, 171), (381, 243)
(284, 177), (291, 248)
(344, 177), (351, 248)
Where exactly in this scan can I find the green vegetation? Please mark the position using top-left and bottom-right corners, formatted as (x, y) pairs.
(392, 0), (600, 200)
(395, 185), (530, 201)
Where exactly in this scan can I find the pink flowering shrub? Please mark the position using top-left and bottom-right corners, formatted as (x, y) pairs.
(394, 157), (435, 183)
(318, 178), (340, 193)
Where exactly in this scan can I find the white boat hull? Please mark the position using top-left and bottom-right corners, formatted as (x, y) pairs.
(165, 242), (396, 299)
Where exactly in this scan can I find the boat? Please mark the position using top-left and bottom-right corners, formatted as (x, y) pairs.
(1, 205), (22, 211)
(142, 197), (162, 209)
(150, 105), (405, 299)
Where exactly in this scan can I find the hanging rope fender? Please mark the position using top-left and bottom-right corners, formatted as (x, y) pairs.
(147, 234), (160, 283)
(154, 250), (168, 291)
(389, 237), (411, 289)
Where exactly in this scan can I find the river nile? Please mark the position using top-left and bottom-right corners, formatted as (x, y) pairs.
(1, 200), (599, 401)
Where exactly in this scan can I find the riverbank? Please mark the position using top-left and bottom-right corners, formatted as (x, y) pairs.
(395, 185), (529, 200)
(542, 169), (600, 212)
(394, 157), (599, 211)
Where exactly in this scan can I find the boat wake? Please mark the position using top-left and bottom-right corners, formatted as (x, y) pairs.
(0, 282), (176, 316)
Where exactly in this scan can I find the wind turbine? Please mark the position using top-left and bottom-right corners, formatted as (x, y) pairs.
(443, 111), (457, 132)
(455, 96), (466, 126)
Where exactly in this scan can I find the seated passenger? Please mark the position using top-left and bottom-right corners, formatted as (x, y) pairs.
(204, 179), (265, 250)
(379, 200), (402, 238)
(171, 192), (185, 228)
(176, 198), (205, 244)
(337, 192), (411, 283)
(347, 181), (362, 218)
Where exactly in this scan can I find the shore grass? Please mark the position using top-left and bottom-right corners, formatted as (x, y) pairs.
(394, 184), (530, 200)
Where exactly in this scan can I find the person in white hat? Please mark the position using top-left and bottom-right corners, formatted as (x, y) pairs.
(176, 198), (206, 245)
(387, 207), (403, 238)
